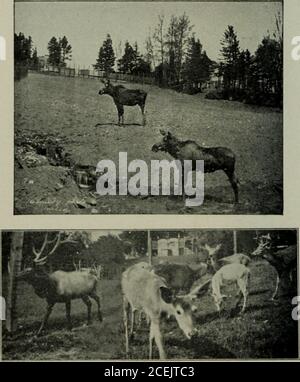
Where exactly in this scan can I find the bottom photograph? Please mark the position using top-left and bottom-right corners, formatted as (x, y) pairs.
(1, 229), (299, 360)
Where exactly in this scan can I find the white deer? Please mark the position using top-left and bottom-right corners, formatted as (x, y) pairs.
(121, 262), (197, 359)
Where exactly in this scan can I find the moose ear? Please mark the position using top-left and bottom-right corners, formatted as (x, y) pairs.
(160, 286), (173, 304)
(159, 129), (166, 136)
(167, 131), (172, 137)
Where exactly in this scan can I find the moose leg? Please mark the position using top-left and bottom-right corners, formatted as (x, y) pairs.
(37, 302), (54, 336)
(81, 296), (92, 325)
(65, 300), (72, 330)
(225, 169), (239, 204)
(90, 291), (103, 322)
(116, 104), (124, 125)
(139, 104), (146, 125)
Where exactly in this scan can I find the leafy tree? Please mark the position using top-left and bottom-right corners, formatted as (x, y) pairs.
(165, 13), (193, 84)
(119, 231), (148, 256)
(94, 34), (115, 75)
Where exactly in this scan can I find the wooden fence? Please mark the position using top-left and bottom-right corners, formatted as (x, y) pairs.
(33, 65), (155, 85)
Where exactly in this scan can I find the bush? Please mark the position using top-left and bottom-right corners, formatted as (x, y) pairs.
(205, 90), (224, 100)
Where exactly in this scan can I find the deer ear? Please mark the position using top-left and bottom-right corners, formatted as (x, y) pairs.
(160, 129), (166, 136)
(160, 286), (173, 304)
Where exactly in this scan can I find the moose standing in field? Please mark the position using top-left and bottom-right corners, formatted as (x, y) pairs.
(98, 79), (147, 126)
(152, 130), (239, 204)
(17, 232), (103, 335)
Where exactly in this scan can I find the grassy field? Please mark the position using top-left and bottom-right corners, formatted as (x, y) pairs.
(14, 72), (283, 214)
(2, 260), (298, 360)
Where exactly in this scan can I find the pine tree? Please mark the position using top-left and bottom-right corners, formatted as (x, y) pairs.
(31, 47), (39, 69)
(183, 37), (212, 93)
(117, 41), (136, 74)
(59, 36), (72, 67)
(94, 34), (115, 75)
(47, 37), (61, 66)
(220, 25), (240, 90)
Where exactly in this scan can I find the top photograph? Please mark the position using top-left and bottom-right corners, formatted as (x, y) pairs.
(14, 1), (283, 215)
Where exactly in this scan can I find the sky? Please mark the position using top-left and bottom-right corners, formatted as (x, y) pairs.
(15, 1), (282, 69)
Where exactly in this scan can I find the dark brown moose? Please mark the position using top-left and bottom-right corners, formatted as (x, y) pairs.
(98, 79), (147, 125)
(151, 130), (239, 204)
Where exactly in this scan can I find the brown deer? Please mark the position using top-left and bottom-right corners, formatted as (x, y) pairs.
(252, 234), (297, 301)
(98, 79), (147, 125)
(17, 232), (103, 335)
(153, 262), (207, 294)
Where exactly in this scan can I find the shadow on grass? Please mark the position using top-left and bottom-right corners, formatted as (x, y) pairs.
(95, 122), (143, 127)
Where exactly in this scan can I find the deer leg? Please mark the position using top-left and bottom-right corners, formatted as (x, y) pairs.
(81, 296), (92, 325)
(37, 302), (54, 336)
(130, 309), (137, 339)
(237, 277), (249, 313)
(90, 292), (103, 322)
(65, 300), (72, 330)
(150, 319), (166, 360)
(225, 169), (239, 204)
(270, 272), (280, 301)
(123, 297), (130, 357)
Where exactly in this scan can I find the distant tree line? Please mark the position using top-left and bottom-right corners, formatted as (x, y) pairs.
(207, 15), (283, 107)
(15, 11), (282, 107)
(14, 33), (39, 79)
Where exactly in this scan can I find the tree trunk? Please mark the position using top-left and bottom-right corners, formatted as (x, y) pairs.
(6, 232), (24, 333)
(233, 231), (237, 254)
(148, 230), (152, 266)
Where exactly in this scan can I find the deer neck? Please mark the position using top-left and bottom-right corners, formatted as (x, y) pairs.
(29, 271), (56, 300)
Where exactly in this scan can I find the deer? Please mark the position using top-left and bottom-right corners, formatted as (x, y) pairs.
(17, 232), (103, 335)
(251, 234), (297, 301)
(204, 243), (251, 274)
(151, 130), (239, 204)
(98, 79), (147, 126)
(187, 262), (251, 314)
(122, 262), (197, 359)
(153, 262), (208, 294)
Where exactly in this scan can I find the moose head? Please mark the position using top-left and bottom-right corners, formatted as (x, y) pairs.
(151, 130), (180, 153)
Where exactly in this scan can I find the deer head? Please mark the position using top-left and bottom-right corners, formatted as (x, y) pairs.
(252, 234), (272, 257)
